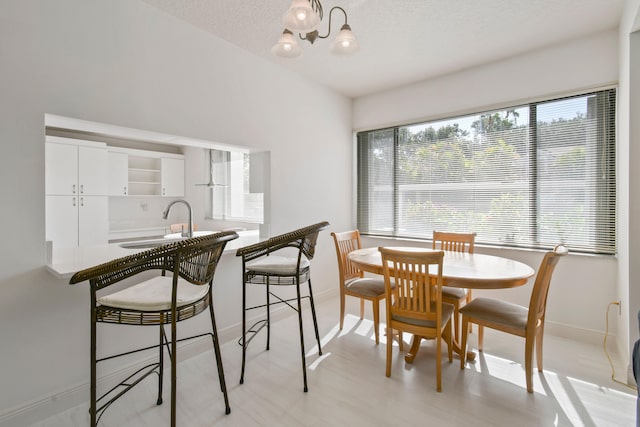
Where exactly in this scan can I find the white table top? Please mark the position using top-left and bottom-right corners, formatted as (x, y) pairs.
(348, 246), (535, 289)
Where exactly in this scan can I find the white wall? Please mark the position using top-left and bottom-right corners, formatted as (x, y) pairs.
(354, 30), (619, 131)
(0, 0), (351, 423)
(354, 31), (621, 340)
(620, 0), (640, 381)
(631, 27), (640, 359)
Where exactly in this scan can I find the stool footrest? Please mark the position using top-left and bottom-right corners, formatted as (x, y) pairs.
(95, 330), (216, 423)
(238, 319), (269, 347)
(95, 362), (160, 424)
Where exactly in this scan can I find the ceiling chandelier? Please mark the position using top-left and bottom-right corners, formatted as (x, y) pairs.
(272, 0), (359, 58)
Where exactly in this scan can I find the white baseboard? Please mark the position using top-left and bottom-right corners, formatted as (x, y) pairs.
(0, 288), (337, 427)
(544, 321), (634, 388)
(544, 321), (608, 346)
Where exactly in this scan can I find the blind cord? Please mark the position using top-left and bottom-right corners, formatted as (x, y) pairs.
(603, 301), (637, 390)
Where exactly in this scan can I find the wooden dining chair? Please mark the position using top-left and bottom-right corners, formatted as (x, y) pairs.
(459, 244), (568, 393)
(379, 247), (453, 391)
(331, 230), (387, 344)
(432, 230), (476, 342)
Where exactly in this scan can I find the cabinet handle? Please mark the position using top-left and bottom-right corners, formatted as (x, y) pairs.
(80, 184), (84, 194)
(80, 197), (84, 207)
(72, 197), (76, 207)
(72, 184), (76, 194)
(162, 188), (166, 196)
(124, 186), (127, 195)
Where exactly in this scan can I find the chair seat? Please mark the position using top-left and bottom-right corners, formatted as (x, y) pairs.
(345, 277), (386, 297)
(442, 285), (467, 300)
(246, 255), (310, 275)
(392, 302), (454, 328)
(97, 276), (209, 312)
(459, 297), (528, 331)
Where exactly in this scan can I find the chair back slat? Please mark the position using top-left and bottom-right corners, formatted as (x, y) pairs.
(432, 231), (476, 253)
(177, 241), (227, 285)
(380, 248), (444, 324)
(331, 230), (364, 283)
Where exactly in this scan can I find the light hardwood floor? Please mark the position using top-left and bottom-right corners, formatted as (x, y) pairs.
(33, 295), (636, 426)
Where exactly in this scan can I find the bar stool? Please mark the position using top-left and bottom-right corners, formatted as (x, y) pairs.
(236, 221), (329, 392)
(69, 231), (238, 426)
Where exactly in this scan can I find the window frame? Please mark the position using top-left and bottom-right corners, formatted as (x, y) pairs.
(356, 88), (617, 255)
(206, 149), (264, 224)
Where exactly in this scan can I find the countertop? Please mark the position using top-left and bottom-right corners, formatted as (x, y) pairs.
(46, 230), (261, 280)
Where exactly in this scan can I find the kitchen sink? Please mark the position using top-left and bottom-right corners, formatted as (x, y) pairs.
(118, 231), (218, 250)
(163, 230), (217, 239)
(119, 238), (183, 250)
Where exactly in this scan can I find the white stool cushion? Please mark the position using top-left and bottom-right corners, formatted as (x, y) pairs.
(97, 276), (209, 312)
(246, 255), (310, 275)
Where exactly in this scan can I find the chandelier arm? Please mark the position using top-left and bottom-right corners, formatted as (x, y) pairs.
(310, 0), (323, 20)
(314, 6), (347, 40)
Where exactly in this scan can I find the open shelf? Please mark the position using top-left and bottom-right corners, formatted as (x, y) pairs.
(128, 156), (161, 195)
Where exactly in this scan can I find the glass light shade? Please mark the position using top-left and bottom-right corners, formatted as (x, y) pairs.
(272, 30), (302, 58)
(330, 24), (359, 54)
(282, 0), (320, 32)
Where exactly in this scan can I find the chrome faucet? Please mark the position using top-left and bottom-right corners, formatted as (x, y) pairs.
(162, 199), (193, 238)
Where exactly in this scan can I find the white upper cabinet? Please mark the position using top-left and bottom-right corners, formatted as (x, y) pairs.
(79, 146), (108, 195)
(45, 142), (77, 195)
(108, 151), (129, 196)
(45, 138), (107, 196)
(161, 157), (185, 197)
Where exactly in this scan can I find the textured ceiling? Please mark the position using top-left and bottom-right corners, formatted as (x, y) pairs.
(141, 0), (625, 98)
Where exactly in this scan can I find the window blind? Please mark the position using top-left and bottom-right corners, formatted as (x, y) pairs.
(357, 89), (616, 255)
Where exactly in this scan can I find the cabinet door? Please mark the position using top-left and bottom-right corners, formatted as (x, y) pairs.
(161, 157), (185, 197)
(78, 196), (108, 246)
(78, 146), (108, 196)
(108, 151), (129, 196)
(45, 195), (79, 248)
(45, 143), (78, 195)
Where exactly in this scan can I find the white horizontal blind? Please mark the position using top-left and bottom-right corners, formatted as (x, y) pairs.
(357, 89), (616, 254)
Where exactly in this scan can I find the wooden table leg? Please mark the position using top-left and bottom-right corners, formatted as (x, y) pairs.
(404, 335), (421, 363)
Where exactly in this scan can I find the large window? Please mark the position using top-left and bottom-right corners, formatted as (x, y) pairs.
(357, 89), (616, 255)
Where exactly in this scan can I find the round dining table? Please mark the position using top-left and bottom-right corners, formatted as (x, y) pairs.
(348, 246), (535, 289)
(347, 246), (535, 361)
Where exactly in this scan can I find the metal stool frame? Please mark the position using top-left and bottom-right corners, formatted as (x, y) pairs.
(236, 221), (329, 392)
(69, 231), (238, 426)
